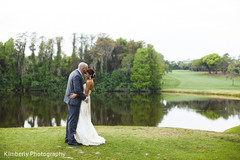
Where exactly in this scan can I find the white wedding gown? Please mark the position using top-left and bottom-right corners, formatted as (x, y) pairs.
(74, 84), (105, 146)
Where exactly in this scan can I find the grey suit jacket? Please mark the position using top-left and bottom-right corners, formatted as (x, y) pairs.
(64, 69), (86, 106)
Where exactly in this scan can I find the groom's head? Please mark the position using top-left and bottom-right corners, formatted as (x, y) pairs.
(78, 62), (88, 74)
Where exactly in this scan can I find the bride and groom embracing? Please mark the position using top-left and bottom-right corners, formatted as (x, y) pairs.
(64, 62), (105, 146)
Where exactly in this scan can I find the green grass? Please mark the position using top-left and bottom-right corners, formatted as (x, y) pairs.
(162, 93), (216, 102)
(163, 70), (240, 97)
(224, 125), (240, 134)
(1, 126), (240, 160)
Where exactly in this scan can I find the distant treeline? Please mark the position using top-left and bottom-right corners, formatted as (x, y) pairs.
(165, 53), (240, 80)
(0, 33), (164, 92)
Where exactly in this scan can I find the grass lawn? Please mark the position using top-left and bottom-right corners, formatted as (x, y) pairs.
(163, 70), (240, 97)
(1, 126), (240, 160)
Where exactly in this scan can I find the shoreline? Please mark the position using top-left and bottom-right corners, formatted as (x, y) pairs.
(162, 89), (240, 99)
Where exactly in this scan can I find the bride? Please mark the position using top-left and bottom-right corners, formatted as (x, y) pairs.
(70, 68), (105, 146)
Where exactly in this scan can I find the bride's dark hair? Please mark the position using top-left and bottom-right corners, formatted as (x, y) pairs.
(86, 68), (96, 79)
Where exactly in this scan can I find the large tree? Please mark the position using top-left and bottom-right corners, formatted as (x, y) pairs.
(46, 38), (54, 72)
(28, 32), (37, 73)
(54, 37), (63, 76)
(71, 33), (79, 70)
(0, 41), (6, 88)
(91, 34), (115, 73)
(191, 59), (203, 71)
(2, 38), (16, 89)
(15, 32), (27, 89)
(221, 53), (232, 74)
(131, 47), (151, 91)
(131, 45), (162, 91)
(227, 58), (240, 85)
(78, 33), (88, 61)
(201, 53), (222, 74)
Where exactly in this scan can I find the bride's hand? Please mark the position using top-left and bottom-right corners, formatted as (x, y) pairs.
(70, 93), (78, 99)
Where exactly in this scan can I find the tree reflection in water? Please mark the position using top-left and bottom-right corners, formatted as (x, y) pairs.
(164, 99), (240, 120)
(91, 92), (164, 126)
(0, 92), (239, 128)
(0, 92), (67, 128)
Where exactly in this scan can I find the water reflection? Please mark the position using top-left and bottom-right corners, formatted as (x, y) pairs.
(0, 92), (239, 132)
(159, 97), (240, 132)
(0, 92), (67, 128)
(164, 99), (240, 120)
(130, 94), (164, 126)
(158, 107), (240, 132)
(90, 92), (164, 126)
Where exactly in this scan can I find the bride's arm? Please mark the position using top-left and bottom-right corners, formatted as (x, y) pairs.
(70, 80), (92, 99)
(70, 93), (78, 99)
(70, 82), (88, 99)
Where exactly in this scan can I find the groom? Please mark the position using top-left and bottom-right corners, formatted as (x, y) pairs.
(64, 62), (89, 145)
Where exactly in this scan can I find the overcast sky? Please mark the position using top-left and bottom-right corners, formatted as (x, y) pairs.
(1, 0), (240, 61)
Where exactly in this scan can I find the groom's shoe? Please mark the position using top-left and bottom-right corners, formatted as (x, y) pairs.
(65, 137), (69, 143)
(68, 139), (82, 146)
(68, 142), (82, 146)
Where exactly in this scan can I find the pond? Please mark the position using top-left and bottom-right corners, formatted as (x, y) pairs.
(0, 92), (239, 132)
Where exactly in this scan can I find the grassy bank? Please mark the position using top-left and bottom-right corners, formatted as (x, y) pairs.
(1, 126), (240, 160)
(163, 70), (240, 97)
(224, 125), (240, 134)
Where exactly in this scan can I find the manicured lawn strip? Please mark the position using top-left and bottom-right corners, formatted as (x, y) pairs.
(163, 70), (240, 98)
(163, 93), (219, 102)
(1, 126), (240, 160)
